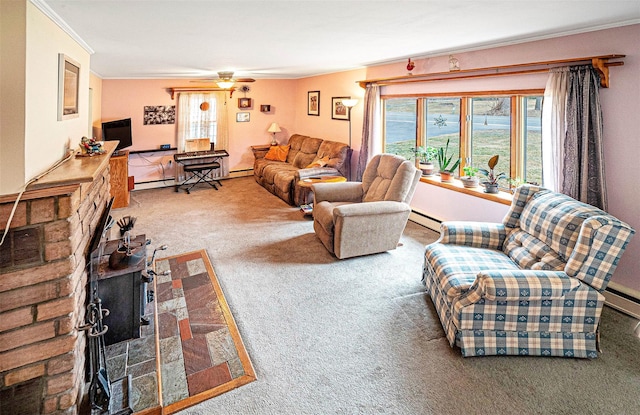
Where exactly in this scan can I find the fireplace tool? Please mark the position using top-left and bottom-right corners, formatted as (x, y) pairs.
(79, 295), (111, 411)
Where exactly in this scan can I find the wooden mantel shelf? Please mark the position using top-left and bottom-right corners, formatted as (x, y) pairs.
(27, 141), (118, 191)
(358, 54), (625, 89)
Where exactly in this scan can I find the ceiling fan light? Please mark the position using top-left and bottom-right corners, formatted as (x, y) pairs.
(216, 80), (235, 89)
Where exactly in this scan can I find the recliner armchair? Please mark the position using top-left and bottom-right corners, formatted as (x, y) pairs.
(312, 153), (422, 259)
(423, 184), (635, 358)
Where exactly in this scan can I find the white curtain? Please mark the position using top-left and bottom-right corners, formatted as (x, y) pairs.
(541, 67), (569, 192)
(176, 91), (229, 178)
(355, 84), (382, 181)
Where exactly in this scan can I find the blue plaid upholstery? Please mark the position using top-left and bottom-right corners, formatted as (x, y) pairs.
(423, 184), (635, 358)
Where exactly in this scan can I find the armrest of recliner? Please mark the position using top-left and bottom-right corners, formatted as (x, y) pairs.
(312, 182), (363, 203)
(466, 269), (581, 302)
(333, 200), (410, 217)
(296, 167), (341, 180)
(438, 221), (507, 250)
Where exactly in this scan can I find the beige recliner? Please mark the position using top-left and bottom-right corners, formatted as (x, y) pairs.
(312, 153), (422, 259)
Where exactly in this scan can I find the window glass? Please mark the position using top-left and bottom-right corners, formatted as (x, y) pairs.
(384, 98), (417, 160)
(524, 96), (543, 185)
(425, 98), (461, 168)
(471, 97), (511, 180)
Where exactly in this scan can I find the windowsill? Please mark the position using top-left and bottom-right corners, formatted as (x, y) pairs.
(419, 175), (513, 205)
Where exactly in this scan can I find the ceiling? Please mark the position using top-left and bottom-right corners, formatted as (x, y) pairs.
(40, 0), (640, 80)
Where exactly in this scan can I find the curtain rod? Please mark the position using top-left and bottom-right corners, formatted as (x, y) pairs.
(168, 87), (235, 99)
(358, 55), (625, 89)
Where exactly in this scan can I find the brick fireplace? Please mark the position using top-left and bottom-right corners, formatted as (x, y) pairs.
(0, 149), (114, 414)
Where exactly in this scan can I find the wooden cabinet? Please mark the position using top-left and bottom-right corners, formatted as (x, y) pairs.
(109, 151), (131, 208)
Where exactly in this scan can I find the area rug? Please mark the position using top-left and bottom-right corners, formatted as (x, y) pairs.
(153, 249), (256, 414)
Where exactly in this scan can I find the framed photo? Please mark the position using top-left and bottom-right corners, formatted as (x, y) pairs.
(331, 97), (350, 121)
(308, 91), (320, 116)
(57, 54), (80, 120)
(238, 98), (252, 109)
(236, 112), (250, 122)
(260, 105), (271, 112)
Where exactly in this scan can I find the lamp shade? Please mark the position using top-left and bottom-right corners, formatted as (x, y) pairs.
(268, 122), (281, 133)
(342, 98), (358, 108)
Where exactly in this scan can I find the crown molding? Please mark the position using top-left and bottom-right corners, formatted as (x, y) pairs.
(30, 0), (94, 54)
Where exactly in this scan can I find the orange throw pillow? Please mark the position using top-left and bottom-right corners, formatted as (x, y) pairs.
(264, 145), (290, 162)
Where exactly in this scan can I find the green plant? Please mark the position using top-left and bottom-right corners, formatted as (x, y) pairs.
(414, 146), (437, 163)
(462, 165), (478, 177)
(478, 155), (506, 185)
(436, 139), (461, 173)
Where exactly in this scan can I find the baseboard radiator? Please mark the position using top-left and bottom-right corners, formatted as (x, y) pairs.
(409, 209), (640, 320)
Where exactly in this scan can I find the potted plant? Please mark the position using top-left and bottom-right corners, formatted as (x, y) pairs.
(479, 154), (506, 193)
(414, 146), (437, 176)
(460, 165), (479, 188)
(436, 139), (460, 182)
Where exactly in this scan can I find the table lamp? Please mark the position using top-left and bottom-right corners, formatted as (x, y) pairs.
(268, 122), (281, 145)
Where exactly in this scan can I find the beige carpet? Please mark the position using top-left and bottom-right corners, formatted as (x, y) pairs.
(113, 176), (640, 415)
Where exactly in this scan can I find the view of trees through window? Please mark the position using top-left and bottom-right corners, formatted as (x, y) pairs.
(384, 93), (543, 187)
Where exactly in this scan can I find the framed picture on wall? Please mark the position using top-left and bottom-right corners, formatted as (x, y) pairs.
(331, 97), (350, 120)
(57, 54), (80, 121)
(236, 112), (250, 122)
(308, 91), (320, 116)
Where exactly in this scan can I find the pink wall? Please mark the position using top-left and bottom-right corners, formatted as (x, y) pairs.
(100, 24), (640, 294)
(363, 24), (640, 294)
(101, 78), (297, 173)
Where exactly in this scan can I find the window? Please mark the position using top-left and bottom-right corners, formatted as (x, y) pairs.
(383, 91), (543, 188)
(384, 98), (417, 160)
(178, 93), (218, 150)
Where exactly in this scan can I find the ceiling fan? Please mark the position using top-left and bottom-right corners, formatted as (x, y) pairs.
(191, 71), (255, 87)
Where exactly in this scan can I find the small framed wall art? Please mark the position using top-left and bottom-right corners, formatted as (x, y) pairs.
(308, 91), (320, 116)
(331, 97), (350, 120)
(236, 112), (250, 122)
(57, 53), (80, 120)
(260, 105), (271, 113)
(238, 98), (252, 109)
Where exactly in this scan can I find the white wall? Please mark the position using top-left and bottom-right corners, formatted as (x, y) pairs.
(0, 1), (91, 196)
(0, 1), (27, 195)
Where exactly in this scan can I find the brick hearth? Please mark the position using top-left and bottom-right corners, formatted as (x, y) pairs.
(0, 146), (115, 415)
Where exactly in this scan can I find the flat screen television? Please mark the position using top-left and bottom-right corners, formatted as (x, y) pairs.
(102, 118), (133, 152)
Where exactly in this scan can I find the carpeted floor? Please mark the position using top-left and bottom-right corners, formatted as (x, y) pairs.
(114, 176), (640, 415)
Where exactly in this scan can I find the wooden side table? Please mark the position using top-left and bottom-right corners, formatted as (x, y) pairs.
(250, 144), (272, 160)
(297, 175), (347, 214)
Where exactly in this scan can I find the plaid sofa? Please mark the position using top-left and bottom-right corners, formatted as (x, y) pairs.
(423, 185), (635, 358)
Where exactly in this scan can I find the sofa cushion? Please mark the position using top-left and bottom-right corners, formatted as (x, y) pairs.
(425, 243), (520, 301)
(503, 229), (566, 271)
(315, 140), (349, 171)
(518, 190), (606, 261)
(287, 135), (323, 168)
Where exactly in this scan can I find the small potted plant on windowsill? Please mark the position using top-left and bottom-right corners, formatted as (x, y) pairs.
(436, 139), (460, 183)
(460, 165), (479, 188)
(414, 146), (437, 176)
(479, 154), (506, 194)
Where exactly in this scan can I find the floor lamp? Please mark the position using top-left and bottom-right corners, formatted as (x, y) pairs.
(342, 99), (358, 147)
(342, 99), (358, 180)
